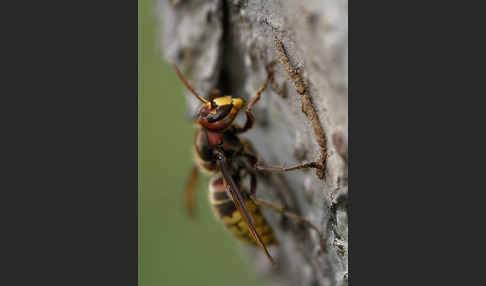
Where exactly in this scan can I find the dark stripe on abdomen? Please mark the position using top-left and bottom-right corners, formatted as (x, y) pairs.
(213, 200), (237, 218)
(211, 189), (231, 201)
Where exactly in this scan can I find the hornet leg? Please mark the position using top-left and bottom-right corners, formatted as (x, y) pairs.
(183, 165), (199, 217)
(251, 197), (326, 253)
(235, 63), (275, 134)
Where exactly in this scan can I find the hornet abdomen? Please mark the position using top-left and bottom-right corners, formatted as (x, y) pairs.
(209, 175), (278, 246)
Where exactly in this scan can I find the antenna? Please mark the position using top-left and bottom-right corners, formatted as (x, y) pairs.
(170, 63), (208, 104)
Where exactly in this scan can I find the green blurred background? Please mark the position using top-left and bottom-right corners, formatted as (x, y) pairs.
(139, 0), (261, 285)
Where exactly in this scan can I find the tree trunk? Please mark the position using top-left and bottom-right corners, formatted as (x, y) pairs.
(158, 1), (348, 285)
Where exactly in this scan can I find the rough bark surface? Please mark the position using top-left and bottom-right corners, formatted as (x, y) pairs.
(158, 1), (348, 285)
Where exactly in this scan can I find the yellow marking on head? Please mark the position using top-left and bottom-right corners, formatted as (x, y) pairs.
(213, 96), (233, 106)
(203, 95), (244, 119)
(206, 96), (243, 116)
(232, 98), (243, 109)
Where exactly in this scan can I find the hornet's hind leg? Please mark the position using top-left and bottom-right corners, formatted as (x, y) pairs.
(238, 146), (326, 253)
(251, 196), (326, 253)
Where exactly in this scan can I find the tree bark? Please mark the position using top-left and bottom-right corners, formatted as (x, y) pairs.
(158, 1), (348, 285)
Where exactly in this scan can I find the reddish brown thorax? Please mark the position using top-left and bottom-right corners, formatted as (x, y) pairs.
(205, 130), (223, 147)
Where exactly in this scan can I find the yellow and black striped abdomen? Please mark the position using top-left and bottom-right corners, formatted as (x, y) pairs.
(209, 177), (277, 245)
(209, 175), (278, 246)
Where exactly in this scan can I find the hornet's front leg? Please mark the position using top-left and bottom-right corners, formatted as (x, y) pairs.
(235, 64), (275, 134)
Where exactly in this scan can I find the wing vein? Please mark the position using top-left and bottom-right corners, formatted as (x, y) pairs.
(216, 150), (275, 264)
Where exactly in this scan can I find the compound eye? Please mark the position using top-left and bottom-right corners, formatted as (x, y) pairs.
(206, 104), (233, 123)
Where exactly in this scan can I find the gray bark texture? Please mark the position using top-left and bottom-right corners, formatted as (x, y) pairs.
(158, 1), (348, 285)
